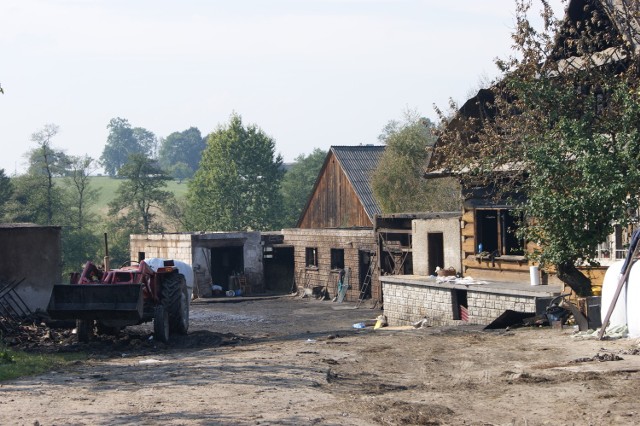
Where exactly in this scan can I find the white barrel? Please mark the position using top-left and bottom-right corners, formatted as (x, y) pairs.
(627, 261), (640, 337)
(530, 266), (540, 286)
(600, 260), (627, 329)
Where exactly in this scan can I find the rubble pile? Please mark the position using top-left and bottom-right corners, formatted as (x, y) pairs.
(0, 315), (76, 351)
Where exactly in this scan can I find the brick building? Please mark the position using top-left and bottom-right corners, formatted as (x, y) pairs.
(282, 145), (384, 303)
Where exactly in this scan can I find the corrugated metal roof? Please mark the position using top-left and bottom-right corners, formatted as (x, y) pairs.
(331, 145), (385, 221)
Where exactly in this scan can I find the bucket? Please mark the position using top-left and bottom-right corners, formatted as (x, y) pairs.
(529, 266), (540, 286)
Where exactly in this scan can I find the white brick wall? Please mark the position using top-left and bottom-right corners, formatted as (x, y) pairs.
(382, 281), (539, 326)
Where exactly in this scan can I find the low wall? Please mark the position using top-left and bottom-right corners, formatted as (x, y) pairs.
(381, 275), (562, 326)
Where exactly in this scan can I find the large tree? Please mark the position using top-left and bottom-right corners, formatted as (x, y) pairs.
(0, 169), (13, 220)
(60, 155), (102, 273)
(101, 118), (157, 176)
(108, 154), (174, 234)
(9, 124), (69, 225)
(186, 113), (284, 231)
(280, 148), (326, 227)
(158, 127), (205, 178)
(373, 111), (460, 213)
(434, 0), (640, 296)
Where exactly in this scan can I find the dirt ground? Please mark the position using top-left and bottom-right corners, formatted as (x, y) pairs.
(2, 295), (640, 425)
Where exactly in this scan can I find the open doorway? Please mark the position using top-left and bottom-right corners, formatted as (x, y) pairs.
(210, 246), (244, 290)
(358, 250), (374, 300)
(427, 232), (445, 275)
(264, 246), (294, 293)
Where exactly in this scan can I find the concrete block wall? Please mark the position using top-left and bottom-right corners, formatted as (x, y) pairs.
(467, 292), (536, 322)
(382, 281), (538, 326)
(383, 281), (456, 326)
(282, 228), (377, 302)
(130, 234), (193, 265)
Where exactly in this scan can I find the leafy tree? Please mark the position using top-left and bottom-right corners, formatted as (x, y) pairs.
(9, 124), (68, 225)
(434, 0), (640, 296)
(108, 154), (174, 234)
(0, 169), (13, 220)
(65, 155), (100, 230)
(158, 127), (205, 176)
(101, 118), (157, 176)
(186, 113), (284, 231)
(280, 148), (326, 227)
(59, 155), (103, 275)
(373, 111), (460, 213)
(169, 162), (192, 184)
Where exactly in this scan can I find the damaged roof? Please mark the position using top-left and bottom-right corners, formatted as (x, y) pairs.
(427, 0), (640, 175)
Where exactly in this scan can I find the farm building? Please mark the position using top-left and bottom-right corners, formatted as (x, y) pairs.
(130, 231), (294, 298)
(380, 0), (640, 326)
(0, 224), (61, 313)
(282, 145), (384, 304)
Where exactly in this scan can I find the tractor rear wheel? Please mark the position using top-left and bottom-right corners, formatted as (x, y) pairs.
(76, 319), (93, 343)
(154, 304), (170, 343)
(175, 275), (189, 334)
(163, 272), (189, 334)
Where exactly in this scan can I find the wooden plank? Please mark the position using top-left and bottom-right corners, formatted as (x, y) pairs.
(462, 239), (476, 254)
(461, 225), (475, 237)
(462, 209), (475, 223)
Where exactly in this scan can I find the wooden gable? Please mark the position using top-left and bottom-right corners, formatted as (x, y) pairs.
(297, 149), (376, 229)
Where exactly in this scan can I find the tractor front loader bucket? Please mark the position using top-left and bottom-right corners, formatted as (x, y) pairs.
(47, 284), (144, 322)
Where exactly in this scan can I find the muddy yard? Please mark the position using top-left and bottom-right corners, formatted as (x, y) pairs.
(2, 296), (640, 425)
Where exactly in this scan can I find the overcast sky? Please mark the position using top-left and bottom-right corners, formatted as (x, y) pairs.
(0, 0), (565, 175)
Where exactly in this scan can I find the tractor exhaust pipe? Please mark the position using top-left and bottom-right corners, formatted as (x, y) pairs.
(103, 232), (110, 271)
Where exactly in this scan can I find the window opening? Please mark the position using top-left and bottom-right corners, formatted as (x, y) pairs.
(305, 247), (318, 268)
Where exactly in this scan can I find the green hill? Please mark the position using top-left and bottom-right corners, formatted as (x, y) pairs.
(86, 176), (189, 215)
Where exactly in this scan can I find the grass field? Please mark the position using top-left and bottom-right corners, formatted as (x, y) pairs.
(86, 176), (189, 215)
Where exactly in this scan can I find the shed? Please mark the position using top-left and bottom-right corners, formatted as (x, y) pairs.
(0, 224), (62, 313)
(284, 145), (385, 303)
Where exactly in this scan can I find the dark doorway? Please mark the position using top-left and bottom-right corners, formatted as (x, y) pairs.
(358, 250), (374, 300)
(264, 246), (294, 293)
(427, 232), (445, 275)
(452, 289), (469, 321)
(210, 246), (244, 290)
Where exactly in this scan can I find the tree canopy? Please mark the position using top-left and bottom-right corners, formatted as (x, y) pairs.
(280, 148), (327, 227)
(108, 154), (174, 234)
(158, 127), (205, 178)
(434, 0), (640, 296)
(186, 113), (284, 231)
(372, 111), (460, 213)
(0, 169), (13, 219)
(101, 118), (157, 176)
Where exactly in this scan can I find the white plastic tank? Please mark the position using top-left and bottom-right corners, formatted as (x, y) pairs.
(145, 258), (194, 301)
(627, 261), (640, 337)
(600, 260), (627, 329)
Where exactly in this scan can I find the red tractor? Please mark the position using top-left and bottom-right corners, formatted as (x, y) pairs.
(48, 259), (190, 343)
